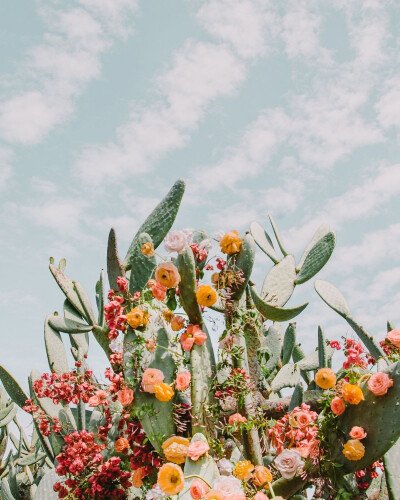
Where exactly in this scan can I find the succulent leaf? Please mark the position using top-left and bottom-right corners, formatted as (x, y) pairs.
(295, 232), (336, 284)
(250, 221), (279, 263)
(250, 284), (308, 322)
(0, 366), (27, 409)
(107, 228), (124, 290)
(269, 215), (288, 256)
(261, 255), (296, 307)
(128, 232), (157, 294)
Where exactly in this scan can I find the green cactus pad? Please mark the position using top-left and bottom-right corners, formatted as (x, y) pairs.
(295, 232), (336, 284)
(124, 179), (186, 269)
(384, 438), (400, 500)
(261, 255), (296, 307)
(128, 232), (157, 294)
(177, 247), (203, 325)
(296, 346), (334, 372)
(17, 452), (47, 466)
(318, 326), (327, 368)
(33, 468), (60, 500)
(250, 221), (279, 263)
(271, 363), (300, 392)
(282, 323), (296, 365)
(0, 405), (17, 427)
(229, 233), (255, 301)
(64, 300), (89, 357)
(73, 281), (97, 326)
(314, 279), (351, 317)
(107, 228), (125, 290)
(49, 264), (87, 319)
(271, 475), (306, 498)
(44, 316), (69, 374)
(288, 383), (304, 411)
(269, 215), (288, 256)
(29, 370), (61, 420)
(250, 284), (308, 322)
(297, 224), (330, 270)
(96, 269), (105, 327)
(48, 316), (92, 334)
(259, 324), (282, 374)
(0, 366), (27, 409)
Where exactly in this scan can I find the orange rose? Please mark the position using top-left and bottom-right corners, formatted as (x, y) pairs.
(115, 437), (130, 454)
(162, 309), (175, 322)
(342, 384), (364, 405)
(141, 242), (155, 256)
(228, 413), (247, 425)
(117, 388), (134, 406)
(367, 372), (393, 396)
(171, 315), (186, 331)
(219, 231), (242, 255)
(142, 368), (164, 393)
(190, 479), (210, 499)
(235, 460), (254, 481)
(155, 262), (181, 288)
(349, 426), (367, 440)
(154, 382), (174, 402)
(148, 279), (167, 301)
(330, 397), (346, 415)
(158, 463), (184, 495)
(175, 371), (191, 391)
(342, 439), (365, 461)
(196, 285), (217, 307)
(252, 465), (273, 487)
(315, 368), (336, 389)
(126, 308), (145, 329)
(162, 436), (190, 464)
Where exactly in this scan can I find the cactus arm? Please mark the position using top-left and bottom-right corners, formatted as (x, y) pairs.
(128, 233), (157, 294)
(295, 232), (336, 284)
(96, 269), (105, 327)
(229, 234), (255, 301)
(48, 316), (92, 334)
(271, 475), (307, 498)
(0, 367), (27, 409)
(73, 281), (97, 326)
(107, 228), (125, 290)
(288, 383), (304, 412)
(250, 221), (279, 264)
(317, 326), (327, 368)
(261, 255), (296, 307)
(297, 224), (330, 270)
(270, 363), (300, 392)
(44, 316), (69, 374)
(282, 323), (296, 365)
(250, 284), (308, 322)
(49, 264), (87, 319)
(269, 215), (288, 256)
(383, 438), (400, 500)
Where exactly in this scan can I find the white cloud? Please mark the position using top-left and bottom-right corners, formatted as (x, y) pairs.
(0, 1), (138, 145)
(375, 76), (400, 131)
(0, 146), (13, 190)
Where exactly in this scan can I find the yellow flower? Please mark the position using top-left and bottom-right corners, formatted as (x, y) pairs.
(252, 465), (273, 487)
(126, 308), (145, 329)
(154, 382), (174, 402)
(315, 368), (337, 390)
(141, 242), (155, 256)
(157, 463), (185, 495)
(162, 436), (190, 464)
(342, 439), (365, 461)
(342, 384), (364, 405)
(162, 309), (174, 323)
(196, 285), (217, 307)
(219, 231), (242, 255)
(235, 460), (254, 481)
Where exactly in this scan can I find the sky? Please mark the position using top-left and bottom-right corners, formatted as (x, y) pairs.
(1, 0), (400, 391)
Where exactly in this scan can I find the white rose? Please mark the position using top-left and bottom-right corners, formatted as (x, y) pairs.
(274, 449), (303, 479)
(217, 458), (234, 476)
(213, 476), (243, 496)
(109, 338), (123, 353)
(145, 484), (167, 500)
(198, 238), (212, 252)
(164, 230), (190, 253)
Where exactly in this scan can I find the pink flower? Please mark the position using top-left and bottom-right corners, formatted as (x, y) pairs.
(187, 440), (210, 461)
(116, 276), (128, 293)
(331, 397), (346, 415)
(254, 493), (269, 500)
(330, 340), (341, 350)
(228, 413), (247, 425)
(145, 338), (156, 353)
(190, 479), (210, 499)
(142, 368), (165, 393)
(176, 371), (191, 391)
(164, 230), (191, 253)
(213, 476), (243, 497)
(368, 372), (393, 396)
(349, 426), (367, 439)
(88, 395), (100, 407)
(274, 449), (302, 479)
(386, 329), (400, 347)
(148, 280), (168, 301)
(180, 325), (207, 352)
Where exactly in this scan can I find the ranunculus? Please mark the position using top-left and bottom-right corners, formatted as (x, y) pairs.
(234, 460), (254, 481)
(146, 338), (156, 353)
(342, 384), (364, 405)
(196, 285), (217, 307)
(228, 413), (247, 425)
(117, 388), (134, 406)
(342, 439), (365, 461)
(290, 411), (311, 428)
(219, 231), (242, 255)
(315, 367), (336, 389)
(115, 437), (130, 453)
(349, 426), (367, 439)
(162, 436), (189, 464)
(213, 476), (244, 497)
(386, 329), (400, 347)
(274, 449), (302, 479)
(190, 479), (210, 499)
(155, 262), (181, 288)
(171, 315), (186, 331)
(368, 372), (393, 396)
(154, 383), (174, 402)
(187, 440), (210, 461)
(331, 396), (346, 415)
(176, 371), (191, 391)
(141, 242), (155, 256)
(164, 230), (190, 253)
(142, 368), (165, 393)
(252, 465), (272, 487)
(217, 458), (233, 476)
(126, 307), (147, 329)
(148, 280), (167, 301)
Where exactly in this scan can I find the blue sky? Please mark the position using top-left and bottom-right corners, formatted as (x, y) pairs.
(1, 0), (400, 388)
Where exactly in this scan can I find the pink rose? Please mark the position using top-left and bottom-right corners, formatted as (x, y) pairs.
(176, 371), (191, 391)
(228, 413), (247, 425)
(187, 440), (210, 461)
(141, 368), (164, 393)
(164, 230), (190, 253)
(386, 329), (400, 347)
(368, 372), (393, 396)
(254, 493), (269, 500)
(190, 479), (210, 499)
(88, 395), (100, 407)
(274, 449), (303, 479)
(212, 476), (244, 497)
(148, 280), (167, 301)
(331, 397), (346, 415)
(349, 426), (367, 439)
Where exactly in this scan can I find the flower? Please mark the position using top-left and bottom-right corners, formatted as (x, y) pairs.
(88, 390), (108, 407)
(219, 231), (242, 255)
(254, 493), (269, 500)
(171, 315), (186, 331)
(115, 437), (130, 454)
(141, 242), (155, 256)
(176, 371), (191, 391)
(196, 285), (217, 307)
(274, 449), (302, 479)
(146, 484), (167, 500)
(349, 426), (367, 439)
(162, 309), (174, 322)
(228, 413), (247, 425)
(212, 476), (244, 497)
(154, 383), (174, 402)
(126, 308), (148, 329)
(217, 459), (233, 476)
(252, 466), (272, 487)
(235, 460), (254, 481)
(157, 463), (185, 495)
(187, 440), (210, 461)
(132, 467), (147, 488)
(116, 276), (128, 292)
(180, 324), (207, 351)
(315, 368), (337, 389)
(146, 338), (156, 353)
(368, 372), (394, 396)
(342, 439), (365, 461)
(204, 491), (223, 500)
(142, 368), (165, 393)
(164, 230), (190, 254)
(117, 388), (134, 406)
(148, 280), (167, 301)
(290, 411), (311, 428)
(109, 338), (123, 353)
(190, 479), (210, 499)
(162, 436), (190, 464)
(88, 394), (100, 407)
(331, 396), (346, 415)
(386, 329), (400, 347)
(155, 262), (181, 288)
(342, 384), (364, 405)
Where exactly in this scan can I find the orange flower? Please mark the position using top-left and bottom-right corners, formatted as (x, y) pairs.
(157, 463), (185, 495)
(220, 231), (242, 255)
(180, 324), (208, 352)
(162, 436), (190, 464)
(162, 309), (175, 323)
(196, 285), (217, 307)
(252, 465), (272, 487)
(235, 460), (254, 481)
(155, 262), (181, 288)
(330, 397), (346, 415)
(117, 388), (134, 406)
(204, 492), (223, 500)
(171, 315), (186, 331)
(115, 437), (130, 454)
(228, 413), (247, 425)
(145, 338), (156, 353)
(126, 308), (146, 329)
(342, 439), (365, 461)
(315, 368), (337, 389)
(141, 242), (155, 256)
(154, 382), (174, 402)
(349, 426), (367, 440)
(148, 279), (167, 301)
(142, 368), (164, 393)
(342, 384), (364, 405)
(132, 467), (147, 488)
(176, 371), (191, 391)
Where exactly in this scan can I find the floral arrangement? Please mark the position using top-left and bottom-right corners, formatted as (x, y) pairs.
(0, 179), (400, 500)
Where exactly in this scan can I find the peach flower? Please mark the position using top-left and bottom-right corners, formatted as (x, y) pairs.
(204, 491), (223, 500)
(162, 309), (174, 322)
(368, 372), (394, 396)
(154, 382), (174, 402)
(219, 231), (242, 255)
(88, 395), (100, 407)
(180, 325), (207, 352)
(148, 280), (167, 301)
(142, 368), (165, 393)
(141, 242), (155, 256)
(331, 397), (346, 415)
(254, 493), (269, 500)
(274, 449), (302, 479)
(115, 437), (130, 454)
(349, 426), (367, 439)
(315, 368), (336, 389)
(157, 463), (185, 495)
(342, 384), (364, 405)
(212, 476), (244, 497)
(117, 388), (134, 406)
(176, 371), (191, 391)
(132, 467), (146, 488)
(89, 390), (108, 407)
(290, 411), (311, 428)
(252, 465), (272, 487)
(190, 479), (210, 499)
(235, 460), (254, 481)
(386, 329), (400, 347)
(187, 440), (210, 461)
(162, 436), (190, 464)
(155, 262), (181, 288)
(171, 315), (186, 331)
(228, 413), (247, 425)
(145, 338), (156, 353)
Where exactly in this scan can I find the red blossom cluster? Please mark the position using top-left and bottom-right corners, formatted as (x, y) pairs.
(110, 352), (124, 365)
(23, 398), (62, 436)
(215, 368), (250, 399)
(269, 403), (320, 459)
(216, 257), (226, 270)
(32, 370), (96, 405)
(380, 338), (399, 358)
(343, 339), (369, 369)
(104, 293), (126, 340)
(104, 367), (125, 394)
(125, 419), (162, 473)
(355, 460), (384, 490)
(190, 243), (208, 263)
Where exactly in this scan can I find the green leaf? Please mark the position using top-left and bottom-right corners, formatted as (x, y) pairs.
(33, 469), (60, 500)
(96, 269), (106, 327)
(384, 438), (400, 500)
(259, 324), (282, 374)
(73, 281), (97, 326)
(250, 221), (279, 263)
(297, 224), (330, 270)
(107, 228), (125, 290)
(271, 363), (300, 392)
(295, 232), (336, 284)
(269, 215), (288, 256)
(49, 264), (87, 319)
(64, 300), (89, 358)
(29, 370), (61, 420)
(0, 405), (17, 427)
(176, 247), (203, 325)
(261, 255), (296, 307)
(17, 452), (47, 466)
(250, 284), (308, 322)
(288, 383), (304, 412)
(128, 233), (157, 294)
(0, 366), (27, 409)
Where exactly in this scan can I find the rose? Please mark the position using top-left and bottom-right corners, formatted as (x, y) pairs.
(368, 372), (393, 396)
(88, 395), (100, 407)
(274, 449), (303, 479)
(386, 329), (400, 347)
(212, 476), (244, 497)
(117, 388), (134, 406)
(176, 371), (191, 391)
(349, 426), (367, 439)
(254, 493), (269, 500)
(155, 262), (181, 288)
(171, 315), (185, 331)
(148, 280), (167, 301)
(331, 396), (346, 415)
(164, 230), (190, 254)
(115, 437), (130, 453)
(228, 413), (247, 425)
(142, 368), (165, 393)
(187, 440), (210, 461)
(190, 479), (210, 499)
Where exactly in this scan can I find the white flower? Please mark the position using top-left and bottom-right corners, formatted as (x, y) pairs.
(145, 484), (167, 500)
(217, 458), (234, 476)
(164, 230), (191, 253)
(198, 238), (212, 252)
(212, 230), (225, 241)
(109, 338), (123, 353)
(213, 476), (243, 496)
(274, 449), (303, 479)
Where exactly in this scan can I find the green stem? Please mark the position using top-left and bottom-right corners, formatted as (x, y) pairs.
(155, 344), (186, 360)
(184, 474), (212, 489)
